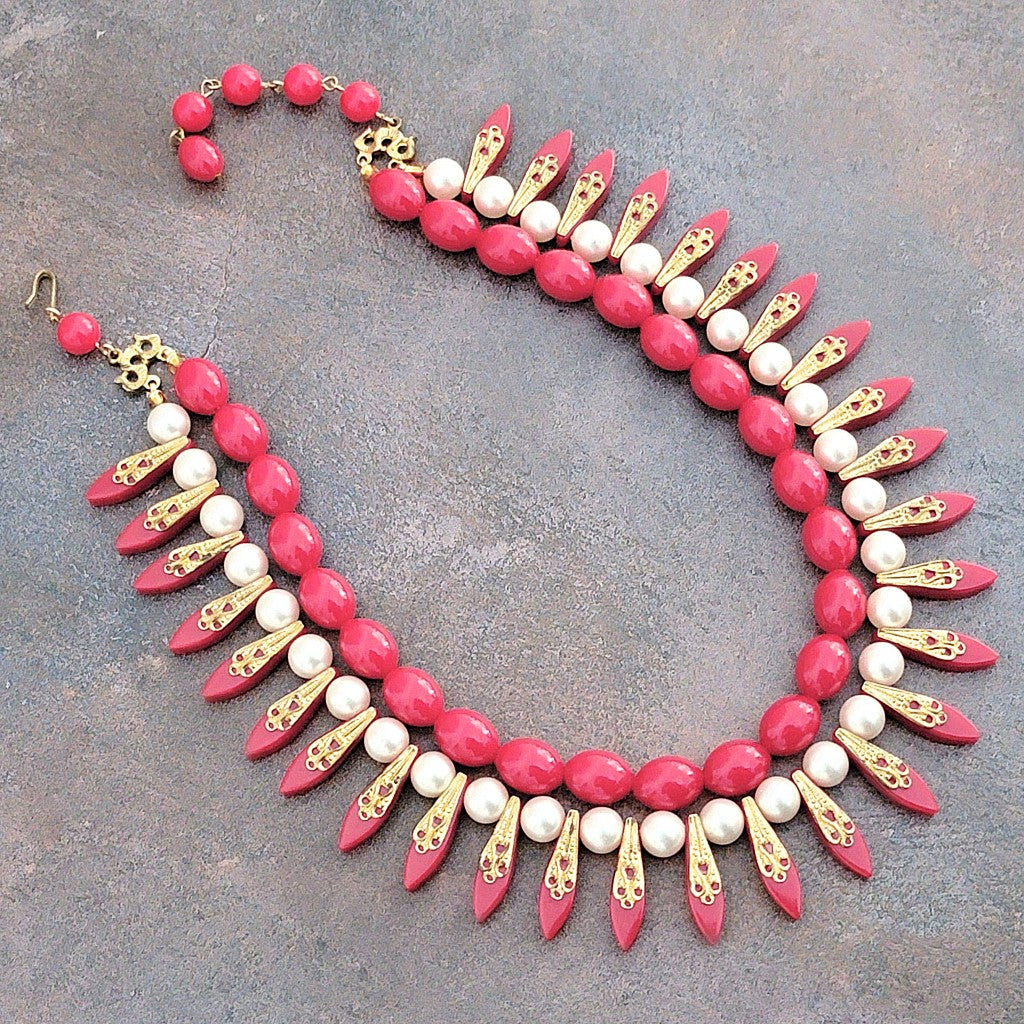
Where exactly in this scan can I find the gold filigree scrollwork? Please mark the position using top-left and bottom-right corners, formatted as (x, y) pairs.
(263, 668), (334, 733)
(556, 171), (607, 238)
(143, 480), (219, 532)
(875, 627), (967, 661)
(780, 334), (848, 391)
(876, 559), (963, 591)
(610, 192), (660, 259)
(305, 707), (377, 772)
(198, 575), (272, 632)
(611, 817), (645, 910)
(862, 494), (947, 533)
(228, 620), (304, 678)
(412, 772), (467, 853)
(507, 154), (561, 218)
(544, 809), (580, 901)
(111, 436), (190, 486)
(163, 531), (243, 578)
(742, 291), (802, 354)
(741, 797), (792, 883)
(837, 434), (917, 481)
(463, 125), (506, 195)
(686, 813), (721, 905)
(354, 115), (422, 180)
(696, 260), (759, 320)
(792, 770), (856, 848)
(862, 681), (947, 729)
(654, 227), (717, 289)
(479, 796), (521, 884)
(356, 744), (418, 821)
(810, 385), (886, 435)
(835, 728), (912, 790)
(101, 333), (182, 398)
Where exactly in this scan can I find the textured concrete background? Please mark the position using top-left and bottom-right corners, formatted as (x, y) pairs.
(1, 2), (1022, 1022)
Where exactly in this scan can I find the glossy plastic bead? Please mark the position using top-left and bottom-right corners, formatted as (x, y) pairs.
(172, 91), (213, 133)
(339, 80), (380, 122)
(632, 755), (704, 810)
(267, 512), (322, 576)
(771, 449), (828, 512)
(221, 64), (262, 106)
(434, 707), (500, 767)
(495, 737), (564, 795)
(419, 199), (481, 252)
(338, 617), (399, 678)
(177, 135), (223, 183)
(703, 739), (771, 797)
(56, 312), (100, 355)
(245, 454), (300, 515)
(476, 224), (539, 276)
(563, 749), (633, 804)
(382, 666), (445, 727)
(795, 634), (852, 699)
(738, 396), (795, 456)
(638, 314), (698, 371)
(592, 274), (654, 328)
(173, 357), (228, 414)
(690, 354), (750, 411)
(282, 63), (323, 105)
(813, 570), (867, 637)
(802, 506), (858, 570)
(211, 403), (269, 462)
(759, 695), (821, 756)
(298, 567), (355, 628)
(534, 249), (596, 302)
(368, 168), (426, 222)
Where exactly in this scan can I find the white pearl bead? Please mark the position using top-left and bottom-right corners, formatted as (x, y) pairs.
(519, 200), (560, 243)
(842, 477), (887, 521)
(639, 810), (685, 858)
(784, 383), (829, 426)
(410, 750), (456, 798)
(860, 530), (907, 574)
(839, 694), (886, 740)
(705, 308), (750, 352)
(754, 776), (801, 824)
(661, 275), (705, 319)
(146, 402), (191, 443)
(867, 586), (913, 629)
(473, 175), (514, 219)
(223, 542), (269, 587)
(802, 741), (849, 788)
(172, 448), (217, 490)
(700, 798), (745, 845)
(579, 806), (624, 854)
(325, 674), (371, 720)
(464, 777), (510, 825)
(363, 717), (410, 764)
(619, 242), (663, 286)
(199, 493), (244, 537)
(254, 589), (300, 633)
(570, 220), (613, 263)
(287, 633), (333, 679)
(813, 429), (859, 472)
(520, 795), (565, 843)
(858, 640), (905, 685)
(422, 157), (465, 200)
(747, 341), (793, 386)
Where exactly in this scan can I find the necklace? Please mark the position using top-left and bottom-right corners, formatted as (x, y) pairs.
(26, 61), (999, 950)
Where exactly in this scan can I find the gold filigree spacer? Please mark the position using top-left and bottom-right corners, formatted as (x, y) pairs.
(354, 113), (423, 181)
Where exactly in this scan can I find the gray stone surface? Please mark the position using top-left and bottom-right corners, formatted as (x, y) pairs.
(1, 2), (1022, 1021)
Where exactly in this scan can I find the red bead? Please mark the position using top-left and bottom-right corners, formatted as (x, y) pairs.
(632, 755), (704, 810)
(221, 64), (263, 106)
(563, 749), (633, 804)
(245, 454), (300, 515)
(433, 707), (500, 767)
(368, 167), (426, 222)
(495, 737), (564, 795)
(338, 617), (399, 678)
(534, 249), (596, 302)
(813, 570), (867, 637)
(173, 357), (228, 414)
(56, 312), (100, 355)
(298, 567), (355, 629)
(639, 314), (698, 371)
(771, 449), (828, 512)
(267, 512), (322, 576)
(592, 274), (654, 329)
(476, 224), (539, 276)
(794, 634), (851, 699)
(702, 739), (771, 797)
(419, 199), (481, 252)
(689, 353), (750, 411)
(382, 666), (445, 727)
(759, 695), (821, 756)
(171, 92), (213, 133)
(282, 63), (323, 106)
(176, 135), (223, 183)
(339, 80), (380, 122)
(211, 403), (269, 462)
(802, 506), (858, 570)
(738, 396), (795, 456)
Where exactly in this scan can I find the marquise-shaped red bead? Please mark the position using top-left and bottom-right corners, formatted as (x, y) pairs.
(876, 560), (997, 600)
(859, 492), (976, 538)
(610, 892), (645, 951)
(115, 485), (220, 555)
(86, 439), (194, 507)
(651, 208), (730, 294)
(243, 672), (333, 761)
(793, 772), (873, 879)
(461, 104), (513, 201)
(506, 129), (573, 221)
(739, 273), (818, 358)
(167, 579), (271, 656)
(694, 242), (779, 324)
(278, 709), (375, 797)
(538, 883), (576, 941)
(337, 747), (417, 852)
(608, 169), (670, 263)
(835, 730), (939, 816)
(873, 627), (998, 672)
(555, 148), (616, 246)
(778, 320), (871, 394)
(403, 778), (467, 892)
(133, 534), (243, 595)
(854, 428), (948, 479)
(201, 627), (302, 703)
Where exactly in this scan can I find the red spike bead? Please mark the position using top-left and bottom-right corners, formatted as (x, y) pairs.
(690, 354), (750, 411)
(639, 314), (698, 371)
(794, 634), (851, 699)
(694, 242), (779, 325)
(740, 273), (817, 358)
(212, 403), (269, 462)
(244, 674), (332, 761)
(495, 737), (564, 795)
(167, 581), (265, 655)
(651, 208), (730, 294)
(854, 428), (948, 479)
(802, 506), (858, 570)
(201, 628), (303, 703)
(813, 570), (867, 637)
(133, 538), (241, 595)
(564, 749), (633, 804)
(419, 199), (481, 252)
(703, 739), (771, 797)
(282, 63), (323, 106)
(835, 730), (939, 815)
(434, 708), (500, 767)
(369, 168), (427, 222)
(86, 439), (194, 507)
(382, 666), (445, 727)
(279, 714), (373, 797)
(858, 491), (976, 538)
(338, 617), (399, 678)
(778, 320), (871, 393)
(267, 512), (322, 575)
(115, 484), (220, 555)
(877, 560), (997, 600)
(534, 249), (596, 302)
(610, 887), (645, 951)
(337, 754), (415, 851)
(461, 104), (513, 201)
(685, 830), (724, 944)
(476, 224), (539, 276)
(874, 628), (998, 672)
(507, 129), (573, 220)
(177, 135), (223, 183)
(554, 148), (616, 246)
(771, 449), (828, 512)
(632, 756), (703, 810)
(173, 357), (229, 415)
(759, 695), (821, 756)
(797, 782), (874, 879)
(738, 396), (795, 456)
(245, 454), (301, 516)
(172, 91), (213, 133)
(339, 80), (380, 122)
(473, 821), (520, 923)
(403, 783), (467, 891)
(297, 567), (355, 629)
(221, 64), (262, 106)
(57, 312), (101, 355)
(608, 169), (670, 263)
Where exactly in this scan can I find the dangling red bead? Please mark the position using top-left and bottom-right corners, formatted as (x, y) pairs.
(282, 63), (323, 106)
(369, 167), (427, 222)
(592, 274), (654, 328)
(171, 91), (213, 133)
(338, 617), (399, 678)
(382, 666), (445, 726)
(56, 312), (100, 355)
(419, 199), (481, 251)
(759, 695), (821, 756)
(534, 249), (596, 302)
(802, 506), (858, 570)
(267, 512), (322, 575)
(737, 396), (795, 456)
(221, 64), (263, 106)
(495, 737), (564, 794)
(173, 357), (229, 414)
(690, 354), (750, 411)
(703, 739), (771, 797)
(211, 403), (269, 462)
(563, 749), (633, 804)
(245, 454), (300, 516)
(639, 314), (698, 371)
(794, 634), (851, 699)
(476, 224), (540, 276)
(434, 707), (501, 767)
(632, 755), (703, 810)
(813, 570), (867, 637)
(177, 135), (223, 183)
(298, 567), (355, 628)
(771, 449), (828, 512)
(339, 80), (380, 122)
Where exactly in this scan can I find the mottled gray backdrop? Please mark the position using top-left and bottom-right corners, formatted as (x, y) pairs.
(1, 2), (1021, 1022)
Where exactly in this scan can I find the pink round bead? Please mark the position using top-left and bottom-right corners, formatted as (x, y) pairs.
(221, 64), (262, 106)
(794, 634), (852, 699)
(338, 617), (399, 678)
(368, 168), (426, 222)
(176, 135), (223, 182)
(282, 63), (323, 106)
(690, 354), (750, 411)
(339, 80), (380, 122)
(563, 749), (633, 804)
(703, 739), (771, 797)
(534, 249), (596, 302)
(433, 707), (500, 767)
(476, 225), (540, 276)
(802, 506), (858, 570)
(813, 570), (867, 637)
(738, 396), (795, 456)
(419, 199), (481, 252)
(639, 314), (698, 371)
(771, 449), (828, 512)
(245, 454), (300, 516)
(56, 312), (100, 355)
(172, 91), (213, 133)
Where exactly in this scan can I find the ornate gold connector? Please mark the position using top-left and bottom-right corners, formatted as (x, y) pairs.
(100, 334), (182, 404)
(354, 114), (422, 180)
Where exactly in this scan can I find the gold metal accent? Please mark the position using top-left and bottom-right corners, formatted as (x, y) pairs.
(685, 813), (721, 906)
(228, 620), (303, 678)
(610, 192), (660, 260)
(412, 772), (468, 854)
(792, 770), (856, 848)
(507, 154), (561, 218)
(263, 667), (334, 733)
(837, 433), (917, 481)
(741, 797), (792, 883)
(780, 333), (848, 391)
(25, 269), (62, 322)
(696, 259), (759, 321)
(199, 78), (221, 97)
(356, 744), (418, 821)
(320, 75), (341, 92)
(354, 114), (421, 180)
(198, 576), (273, 632)
(479, 795), (521, 884)
(611, 817), (645, 910)
(835, 728), (911, 790)
(304, 707), (377, 772)
(810, 385), (886, 436)
(163, 531), (243, 578)
(653, 227), (717, 289)
(111, 436), (190, 486)
(862, 681), (948, 730)
(143, 480), (219, 532)
(741, 290), (802, 354)
(99, 333), (182, 398)
(463, 124), (506, 196)
(543, 809), (580, 901)
(875, 627), (966, 661)
(861, 494), (947, 533)
(875, 559), (963, 592)
(556, 171), (607, 239)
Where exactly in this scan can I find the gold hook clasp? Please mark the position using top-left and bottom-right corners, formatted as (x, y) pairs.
(25, 269), (62, 322)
